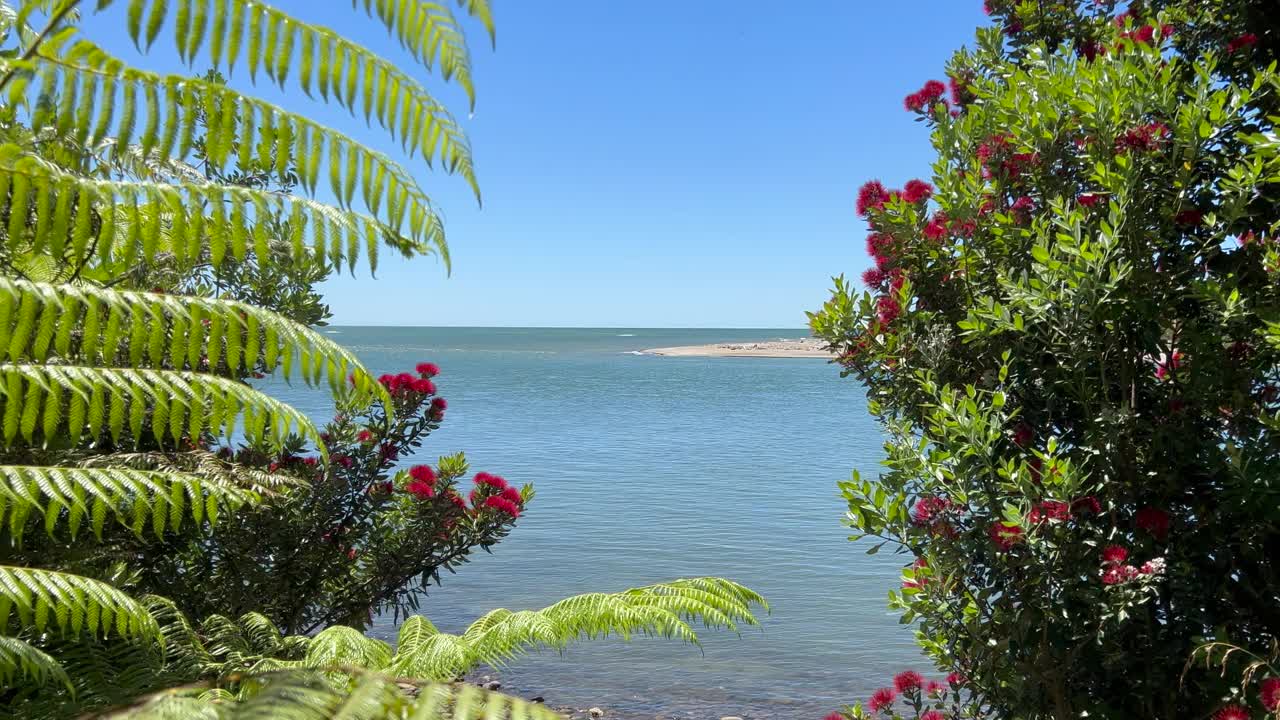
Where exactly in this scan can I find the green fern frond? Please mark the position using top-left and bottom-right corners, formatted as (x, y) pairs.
(107, 670), (563, 720)
(0, 277), (388, 406)
(80, 450), (305, 496)
(0, 363), (323, 454)
(351, 0), (476, 107)
(304, 625), (391, 671)
(6, 38), (453, 255)
(0, 565), (160, 641)
(0, 635), (70, 689)
(386, 577), (768, 680)
(452, 0), (494, 46)
(0, 465), (258, 542)
(0, 143), (444, 275)
(88, 0), (480, 202)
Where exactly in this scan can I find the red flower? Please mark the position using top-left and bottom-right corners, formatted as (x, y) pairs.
(408, 465), (437, 485)
(431, 397), (448, 411)
(483, 495), (521, 518)
(1214, 704), (1250, 720)
(824, 714), (844, 720)
(923, 215), (948, 241)
(1072, 496), (1102, 515)
(947, 672), (965, 687)
(912, 496), (953, 525)
(411, 378), (436, 395)
(333, 454), (353, 469)
(904, 80), (947, 113)
(1011, 422), (1033, 448)
(416, 362), (440, 377)
(379, 443), (398, 460)
(446, 491), (467, 510)
(1102, 545), (1129, 566)
(903, 179), (934, 204)
(1175, 209), (1204, 226)
(357, 430), (374, 443)
(1011, 195), (1035, 223)
(876, 295), (901, 326)
(867, 687), (896, 713)
(1260, 677), (1280, 711)
(893, 670), (924, 692)
(1078, 193), (1102, 208)
(1101, 566), (1123, 585)
(1227, 32), (1258, 54)
(346, 548), (358, 560)
(406, 480), (435, 499)
(1029, 500), (1070, 524)
(922, 712), (944, 720)
(500, 486), (523, 504)
(861, 267), (886, 288)
(1116, 123), (1171, 153)
(989, 522), (1023, 550)
(857, 181), (889, 216)
(925, 680), (945, 696)
(1155, 350), (1185, 380)
(866, 232), (895, 259)
(1135, 506), (1170, 541)
(473, 472), (509, 490)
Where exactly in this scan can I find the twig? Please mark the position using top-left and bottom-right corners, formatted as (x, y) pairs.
(0, 0), (84, 93)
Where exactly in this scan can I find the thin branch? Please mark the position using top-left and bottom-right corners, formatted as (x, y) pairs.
(0, 0), (84, 93)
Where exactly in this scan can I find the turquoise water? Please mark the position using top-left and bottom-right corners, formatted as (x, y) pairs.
(275, 327), (923, 719)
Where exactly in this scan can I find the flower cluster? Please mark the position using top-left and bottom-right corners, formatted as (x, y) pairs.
(1115, 122), (1171, 154)
(469, 472), (524, 518)
(904, 80), (947, 113)
(835, 669), (964, 719)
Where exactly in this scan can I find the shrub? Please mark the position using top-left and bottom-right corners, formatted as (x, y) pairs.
(812, 2), (1279, 718)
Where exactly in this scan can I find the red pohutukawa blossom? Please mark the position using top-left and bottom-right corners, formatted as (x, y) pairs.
(876, 295), (901, 326)
(415, 362), (440, 377)
(1135, 506), (1171, 541)
(379, 443), (399, 461)
(1078, 192), (1103, 208)
(921, 712), (944, 720)
(1102, 545), (1129, 566)
(857, 180), (889, 216)
(923, 214), (948, 241)
(1010, 195), (1035, 223)
(1116, 122), (1171, 153)
(1214, 704), (1250, 720)
(949, 73), (975, 106)
(902, 179), (934, 203)
(1175, 209), (1204, 226)
(989, 522), (1023, 550)
(1227, 32), (1259, 54)
(1260, 677), (1280, 711)
(947, 672), (965, 687)
(911, 495), (954, 526)
(1155, 350), (1185, 380)
(357, 430), (374, 443)
(904, 80), (947, 113)
(893, 670), (924, 692)
(474, 472), (508, 490)
(861, 267), (886, 288)
(500, 486), (523, 504)
(823, 714), (844, 720)
(1029, 500), (1070, 524)
(867, 687), (896, 713)
(408, 465), (437, 485)
(405, 479), (435, 499)
(411, 378), (435, 395)
(483, 495), (521, 518)
(925, 680), (944, 696)
(1011, 422), (1033, 448)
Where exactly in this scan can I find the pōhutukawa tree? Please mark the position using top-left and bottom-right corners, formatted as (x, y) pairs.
(811, 2), (1279, 718)
(0, 1), (766, 717)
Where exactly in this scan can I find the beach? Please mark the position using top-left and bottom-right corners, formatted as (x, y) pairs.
(643, 337), (831, 358)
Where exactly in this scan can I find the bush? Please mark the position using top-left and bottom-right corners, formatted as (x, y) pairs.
(812, 2), (1280, 718)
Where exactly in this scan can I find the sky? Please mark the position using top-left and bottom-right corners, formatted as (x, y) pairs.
(93, 1), (989, 328)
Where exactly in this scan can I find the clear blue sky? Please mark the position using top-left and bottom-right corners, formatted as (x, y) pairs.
(93, 1), (988, 327)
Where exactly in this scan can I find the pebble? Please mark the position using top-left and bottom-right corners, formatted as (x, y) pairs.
(588, 708), (604, 718)
(483, 680), (502, 691)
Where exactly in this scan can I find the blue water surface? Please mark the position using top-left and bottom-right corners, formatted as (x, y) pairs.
(272, 327), (924, 719)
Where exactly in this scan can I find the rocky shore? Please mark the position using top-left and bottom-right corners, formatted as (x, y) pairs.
(644, 337), (830, 358)
(466, 673), (754, 719)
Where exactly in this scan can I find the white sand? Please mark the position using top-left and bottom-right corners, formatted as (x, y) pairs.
(644, 338), (831, 358)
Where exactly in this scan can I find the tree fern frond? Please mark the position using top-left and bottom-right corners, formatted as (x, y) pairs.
(80, 450), (306, 495)
(0, 465), (259, 542)
(386, 577), (768, 680)
(351, 0), (476, 108)
(107, 670), (563, 720)
(88, 0), (480, 202)
(0, 635), (70, 689)
(0, 364), (324, 455)
(303, 626), (391, 671)
(451, 0), (494, 47)
(0, 565), (160, 641)
(0, 143), (446, 276)
(9, 39), (455, 248)
(0, 277), (389, 406)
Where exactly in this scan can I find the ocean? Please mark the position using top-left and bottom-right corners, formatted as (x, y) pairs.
(273, 327), (924, 719)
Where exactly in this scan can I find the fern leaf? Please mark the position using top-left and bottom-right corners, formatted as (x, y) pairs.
(0, 565), (160, 641)
(0, 364), (324, 454)
(0, 635), (70, 690)
(0, 465), (259, 542)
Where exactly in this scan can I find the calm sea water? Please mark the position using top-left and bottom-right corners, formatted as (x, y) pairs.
(273, 327), (924, 719)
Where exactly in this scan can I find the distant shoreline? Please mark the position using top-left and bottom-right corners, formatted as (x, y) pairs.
(644, 338), (831, 358)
